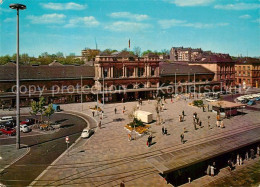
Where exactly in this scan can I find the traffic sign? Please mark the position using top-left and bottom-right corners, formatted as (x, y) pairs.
(65, 136), (69, 143)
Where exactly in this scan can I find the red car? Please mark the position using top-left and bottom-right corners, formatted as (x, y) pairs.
(20, 118), (35, 126)
(0, 127), (16, 136)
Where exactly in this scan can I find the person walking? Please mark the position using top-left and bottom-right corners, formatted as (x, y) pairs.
(98, 121), (102, 129)
(128, 133), (132, 141)
(206, 165), (211, 176)
(210, 165), (215, 176)
(220, 120), (225, 128)
(237, 154), (240, 165)
(207, 104), (210, 112)
(123, 106), (125, 113)
(194, 121), (197, 130)
(114, 107), (117, 114)
(162, 126), (165, 135)
(180, 133), (184, 144)
(245, 151), (249, 160)
(164, 128), (167, 135)
(179, 115), (182, 122)
(182, 110), (185, 116)
(92, 111), (95, 117)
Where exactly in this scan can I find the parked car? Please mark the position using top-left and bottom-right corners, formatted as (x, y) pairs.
(241, 99), (249, 104)
(0, 127), (16, 136)
(20, 124), (31, 133)
(52, 104), (61, 112)
(255, 97), (260, 101)
(81, 128), (94, 138)
(247, 100), (256, 106)
(0, 120), (16, 128)
(20, 118), (35, 126)
(0, 116), (14, 123)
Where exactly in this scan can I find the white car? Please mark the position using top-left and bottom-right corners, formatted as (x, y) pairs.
(0, 116), (13, 122)
(81, 128), (93, 138)
(20, 124), (30, 133)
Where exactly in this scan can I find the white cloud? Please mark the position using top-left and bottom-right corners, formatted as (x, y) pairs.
(239, 14), (251, 19)
(166, 0), (214, 6)
(27, 14), (66, 24)
(64, 16), (99, 28)
(0, 7), (11, 14)
(42, 2), (87, 10)
(109, 12), (149, 21)
(4, 17), (16, 23)
(158, 19), (229, 29)
(214, 3), (260, 10)
(105, 21), (151, 32)
(253, 18), (260, 24)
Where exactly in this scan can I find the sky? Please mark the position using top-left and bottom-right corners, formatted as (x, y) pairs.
(0, 0), (259, 57)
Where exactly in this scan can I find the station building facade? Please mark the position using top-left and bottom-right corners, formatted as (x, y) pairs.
(0, 52), (219, 107)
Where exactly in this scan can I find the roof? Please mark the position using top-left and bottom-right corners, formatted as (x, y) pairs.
(0, 65), (95, 81)
(210, 101), (245, 109)
(143, 53), (159, 58)
(159, 62), (214, 75)
(194, 53), (233, 63)
(235, 57), (260, 64)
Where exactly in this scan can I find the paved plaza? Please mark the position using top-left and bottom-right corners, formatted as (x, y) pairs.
(29, 96), (260, 187)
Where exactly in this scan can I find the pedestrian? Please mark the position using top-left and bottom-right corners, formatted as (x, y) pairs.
(182, 110), (185, 116)
(114, 107), (117, 114)
(182, 114), (184, 121)
(237, 154), (240, 165)
(207, 104), (210, 112)
(194, 121), (197, 130)
(180, 133), (184, 144)
(228, 160), (232, 171)
(245, 152), (249, 160)
(171, 97), (173, 103)
(220, 120), (225, 128)
(98, 121), (101, 129)
(206, 165), (211, 176)
(164, 128), (167, 135)
(257, 146), (260, 156)
(179, 115), (182, 122)
(123, 106), (125, 113)
(92, 111), (95, 117)
(162, 126), (165, 135)
(121, 98), (124, 103)
(240, 157), (243, 165)
(210, 165), (215, 176)
(250, 149), (255, 159)
(1, 104), (4, 111)
(120, 180), (125, 187)
(196, 117), (199, 124)
(128, 133), (132, 141)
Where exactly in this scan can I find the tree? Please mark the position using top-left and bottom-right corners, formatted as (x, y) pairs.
(142, 50), (152, 56)
(0, 55), (11, 65)
(56, 52), (64, 58)
(30, 100), (39, 124)
(38, 97), (46, 122)
(133, 46), (141, 57)
(21, 53), (30, 64)
(44, 104), (55, 125)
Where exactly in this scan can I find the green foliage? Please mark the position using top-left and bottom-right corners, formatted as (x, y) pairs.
(129, 118), (145, 128)
(0, 55), (11, 65)
(44, 104), (55, 123)
(30, 97), (46, 122)
(193, 100), (204, 107)
(30, 100), (39, 117)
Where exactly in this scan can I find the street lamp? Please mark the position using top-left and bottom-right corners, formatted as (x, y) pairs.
(9, 3), (26, 149)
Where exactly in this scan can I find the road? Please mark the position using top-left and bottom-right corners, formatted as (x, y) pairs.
(0, 113), (92, 187)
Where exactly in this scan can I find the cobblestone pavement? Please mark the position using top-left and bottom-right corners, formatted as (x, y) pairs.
(26, 98), (260, 186)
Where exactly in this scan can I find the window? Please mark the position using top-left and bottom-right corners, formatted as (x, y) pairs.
(151, 67), (155, 76)
(138, 67), (144, 77)
(243, 66), (246, 70)
(103, 68), (108, 78)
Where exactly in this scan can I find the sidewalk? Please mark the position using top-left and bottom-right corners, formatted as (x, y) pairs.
(0, 144), (29, 173)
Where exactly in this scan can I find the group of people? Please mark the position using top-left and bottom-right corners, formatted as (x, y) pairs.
(206, 162), (216, 177)
(193, 112), (202, 130)
(161, 126), (168, 135)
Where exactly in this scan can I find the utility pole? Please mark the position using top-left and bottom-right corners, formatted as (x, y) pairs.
(81, 75), (83, 111)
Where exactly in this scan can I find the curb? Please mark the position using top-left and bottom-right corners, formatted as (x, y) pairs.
(29, 111), (96, 187)
(0, 144), (30, 174)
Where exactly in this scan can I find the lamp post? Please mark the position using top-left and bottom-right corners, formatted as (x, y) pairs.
(9, 3), (26, 150)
